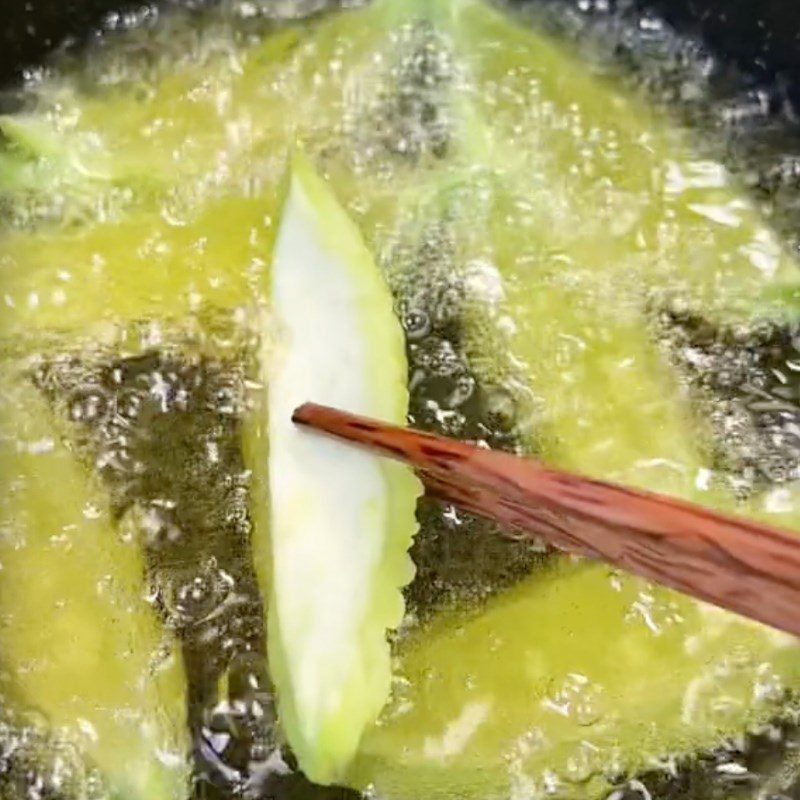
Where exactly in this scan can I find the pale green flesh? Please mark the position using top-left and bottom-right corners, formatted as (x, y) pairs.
(251, 153), (421, 784)
(0, 366), (189, 799)
(1, 0), (800, 797)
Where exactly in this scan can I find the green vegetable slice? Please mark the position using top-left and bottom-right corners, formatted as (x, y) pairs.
(0, 192), (271, 353)
(351, 561), (800, 799)
(0, 366), (189, 800)
(449, 0), (800, 327)
(0, 24), (304, 224)
(0, 0), (411, 353)
(246, 152), (421, 784)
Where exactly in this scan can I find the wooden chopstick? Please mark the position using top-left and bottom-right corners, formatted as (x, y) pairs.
(293, 402), (800, 639)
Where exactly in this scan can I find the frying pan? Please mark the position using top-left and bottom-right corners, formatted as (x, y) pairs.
(2, 2), (800, 799)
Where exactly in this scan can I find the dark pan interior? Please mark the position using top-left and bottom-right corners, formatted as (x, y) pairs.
(638, 0), (800, 106)
(0, 0), (195, 85)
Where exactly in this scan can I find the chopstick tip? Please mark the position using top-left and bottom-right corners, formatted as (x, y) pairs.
(292, 403), (314, 425)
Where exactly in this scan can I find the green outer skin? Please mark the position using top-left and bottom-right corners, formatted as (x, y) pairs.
(0, 365), (189, 800)
(245, 152), (421, 784)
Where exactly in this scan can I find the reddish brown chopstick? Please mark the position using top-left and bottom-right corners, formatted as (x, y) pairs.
(293, 402), (800, 639)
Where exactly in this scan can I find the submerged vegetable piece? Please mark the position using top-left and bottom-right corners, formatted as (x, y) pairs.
(0, 192), (270, 353)
(246, 153), (421, 784)
(306, 0), (775, 493)
(0, 366), (188, 800)
(351, 561), (800, 799)
(449, 0), (800, 327)
(0, 23), (304, 225)
(374, 169), (709, 496)
(338, 149), (799, 800)
(0, 0), (417, 354)
(487, 191), (712, 493)
(0, 114), (115, 200)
